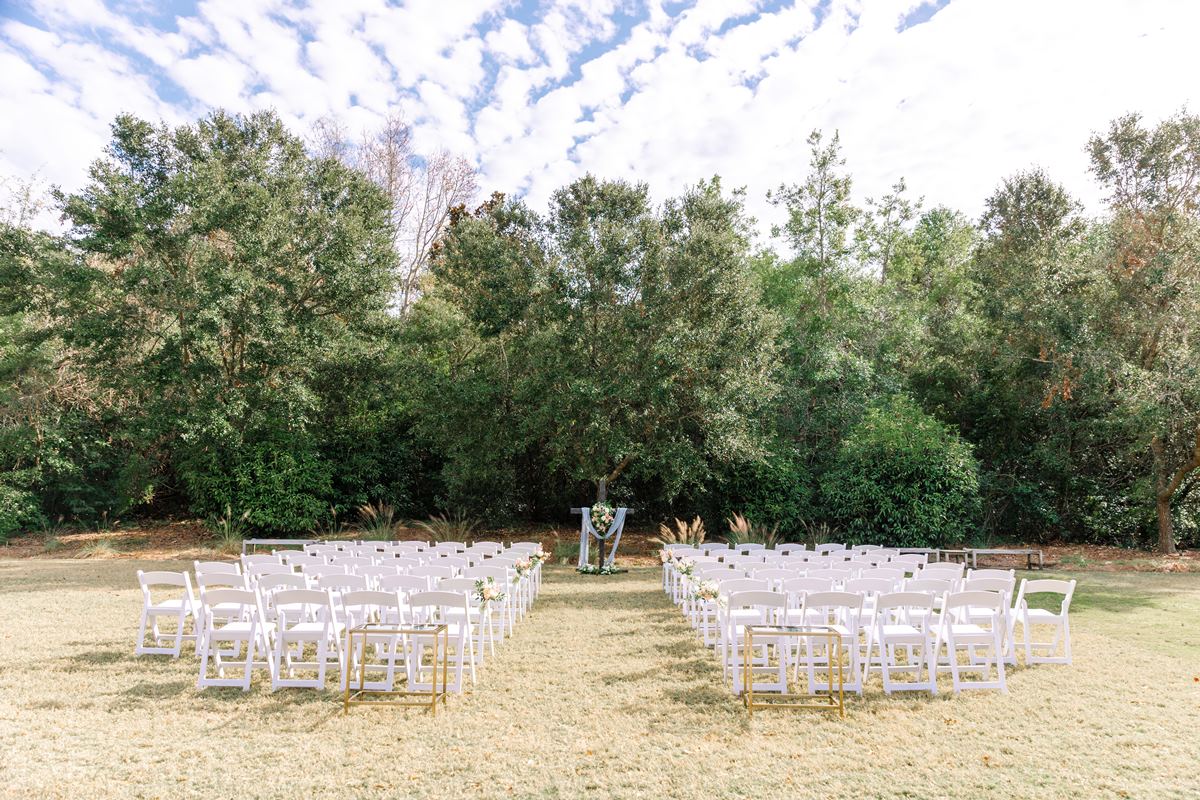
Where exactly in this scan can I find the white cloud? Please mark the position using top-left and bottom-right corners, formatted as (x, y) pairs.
(1, 0), (1198, 239)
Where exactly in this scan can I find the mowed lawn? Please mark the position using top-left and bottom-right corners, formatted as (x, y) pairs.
(0, 561), (1197, 800)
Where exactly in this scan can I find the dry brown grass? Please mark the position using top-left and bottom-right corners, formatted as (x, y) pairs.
(0, 561), (1197, 799)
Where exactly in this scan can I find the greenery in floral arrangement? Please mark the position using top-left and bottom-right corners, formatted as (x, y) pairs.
(577, 563), (625, 575)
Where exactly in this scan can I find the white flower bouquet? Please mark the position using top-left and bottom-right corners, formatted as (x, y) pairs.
(691, 579), (721, 603)
(590, 502), (615, 533)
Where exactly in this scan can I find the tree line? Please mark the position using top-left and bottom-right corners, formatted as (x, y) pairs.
(1, 108), (1197, 552)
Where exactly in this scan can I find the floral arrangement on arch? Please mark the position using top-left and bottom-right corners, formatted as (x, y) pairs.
(590, 502), (616, 533)
(474, 577), (506, 609)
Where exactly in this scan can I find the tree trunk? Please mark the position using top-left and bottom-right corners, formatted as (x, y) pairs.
(1150, 431), (1200, 555)
(595, 478), (607, 566)
(1155, 490), (1177, 555)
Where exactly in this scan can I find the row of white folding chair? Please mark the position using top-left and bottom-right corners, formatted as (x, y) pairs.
(714, 588), (1009, 697)
(680, 574), (1070, 694)
(189, 575), (531, 694)
(195, 546), (540, 681)
(189, 560), (525, 662)
(192, 585), (477, 693)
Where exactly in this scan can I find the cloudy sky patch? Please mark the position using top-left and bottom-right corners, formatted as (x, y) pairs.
(1, 0), (1196, 235)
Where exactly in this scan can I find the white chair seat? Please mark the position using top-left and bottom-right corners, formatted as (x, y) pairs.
(211, 621), (275, 639)
(879, 623), (924, 643)
(149, 599), (189, 613)
(280, 621), (344, 640)
(1024, 609), (1061, 623)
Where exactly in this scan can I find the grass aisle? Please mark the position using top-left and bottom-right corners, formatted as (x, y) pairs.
(1, 561), (1198, 799)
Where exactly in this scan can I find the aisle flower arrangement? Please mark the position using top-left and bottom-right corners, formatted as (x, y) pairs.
(474, 577), (506, 608)
(690, 579), (722, 605)
(513, 557), (533, 579)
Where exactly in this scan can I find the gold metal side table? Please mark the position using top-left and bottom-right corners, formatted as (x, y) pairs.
(343, 622), (449, 715)
(743, 624), (845, 718)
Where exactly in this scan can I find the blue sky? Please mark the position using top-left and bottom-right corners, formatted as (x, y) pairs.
(1, 0), (1197, 234)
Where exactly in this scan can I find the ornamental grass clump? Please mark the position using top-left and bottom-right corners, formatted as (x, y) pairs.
(356, 501), (399, 540)
(207, 504), (250, 553)
(654, 516), (706, 547)
(724, 513), (785, 548)
(413, 510), (479, 543)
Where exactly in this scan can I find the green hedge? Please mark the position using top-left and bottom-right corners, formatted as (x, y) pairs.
(822, 395), (981, 547)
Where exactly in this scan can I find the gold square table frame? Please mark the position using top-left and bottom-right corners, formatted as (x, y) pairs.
(343, 623), (450, 715)
(743, 624), (845, 718)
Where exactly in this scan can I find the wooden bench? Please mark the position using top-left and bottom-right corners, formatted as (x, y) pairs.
(966, 547), (1044, 570)
(241, 537), (315, 555)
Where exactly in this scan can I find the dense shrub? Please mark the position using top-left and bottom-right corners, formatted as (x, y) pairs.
(0, 483), (41, 541)
(822, 396), (981, 547)
(714, 447), (814, 538)
(180, 425), (333, 535)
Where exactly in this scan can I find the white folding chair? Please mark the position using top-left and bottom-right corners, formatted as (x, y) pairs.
(406, 590), (477, 694)
(937, 590), (1008, 693)
(869, 591), (939, 695)
(241, 554), (281, 570)
(135, 571), (197, 658)
(798, 590), (865, 694)
(463, 565), (516, 640)
(439, 576), (495, 663)
(1013, 578), (1076, 664)
(358, 564), (402, 589)
(302, 564), (349, 582)
(197, 588), (274, 691)
(409, 564), (455, 588)
(331, 556), (375, 571)
(246, 563), (294, 584)
(270, 589), (343, 691)
(193, 572), (247, 655)
(723, 590), (788, 695)
(341, 590), (408, 691)
(193, 560), (241, 579)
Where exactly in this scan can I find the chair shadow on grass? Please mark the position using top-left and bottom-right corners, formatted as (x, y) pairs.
(63, 648), (135, 668)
